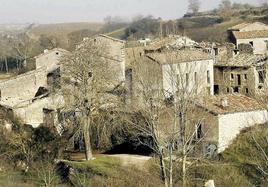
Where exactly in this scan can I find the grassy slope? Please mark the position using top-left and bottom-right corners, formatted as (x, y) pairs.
(189, 123), (268, 187)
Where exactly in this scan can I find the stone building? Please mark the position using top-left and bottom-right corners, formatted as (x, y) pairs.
(132, 48), (214, 104)
(194, 94), (268, 153)
(35, 48), (69, 73)
(214, 53), (268, 96)
(0, 48), (69, 128)
(79, 34), (126, 86)
(228, 22), (268, 54)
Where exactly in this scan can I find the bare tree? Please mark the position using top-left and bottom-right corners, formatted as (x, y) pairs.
(188, 0), (201, 14)
(220, 0), (232, 10)
(61, 38), (119, 161)
(126, 49), (212, 187)
(11, 33), (37, 69)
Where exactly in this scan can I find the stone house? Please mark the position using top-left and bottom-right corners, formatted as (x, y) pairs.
(0, 48), (69, 128)
(132, 49), (214, 104)
(214, 53), (268, 96)
(228, 22), (268, 54)
(79, 34), (126, 86)
(194, 94), (268, 153)
(35, 48), (69, 73)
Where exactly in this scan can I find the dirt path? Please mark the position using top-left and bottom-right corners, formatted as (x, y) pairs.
(69, 152), (151, 169)
(107, 154), (151, 169)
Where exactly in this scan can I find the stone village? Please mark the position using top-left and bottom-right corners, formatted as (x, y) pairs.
(1, 22), (268, 156)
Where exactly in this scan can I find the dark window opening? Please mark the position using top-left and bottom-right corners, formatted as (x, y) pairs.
(234, 87), (239, 93)
(231, 73), (234, 79)
(258, 71), (266, 83)
(227, 87), (230, 93)
(249, 41), (253, 46)
(195, 123), (203, 140)
(207, 70), (210, 84)
(186, 73), (189, 86)
(237, 74), (241, 86)
(214, 85), (219, 95)
(244, 74), (247, 80)
(245, 88), (249, 94)
(213, 48), (219, 56)
(56, 52), (59, 55)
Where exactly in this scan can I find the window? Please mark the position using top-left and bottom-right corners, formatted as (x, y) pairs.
(249, 41), (253, 46)
(207, 70), (210, 84)
(56, 52), (59, 55)
(234, 87), (239, 93)
(258, 70), (266, 83)
(244, 74), (247, 80)
(213, 48), (219, 56)
(186, 73), (189, 86)
(231, 73), (234, 79)
(245, 88), (249, 94)
(195, 123), (203, 140)
(237, 74), (241, 86)
(226, 87), (230, 93)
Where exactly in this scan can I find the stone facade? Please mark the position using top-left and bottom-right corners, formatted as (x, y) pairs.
(0, 67), (47, 107)
(0, 48), (68, 128)
(214, 54), (268, 96)
(35, 48), (69, 73)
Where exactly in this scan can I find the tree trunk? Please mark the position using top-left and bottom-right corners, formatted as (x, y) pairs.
(83, 115), (93, 161)
(160, 154), (168, 187)
(182, 150), (187, 187)
(168, 144), (173, 187)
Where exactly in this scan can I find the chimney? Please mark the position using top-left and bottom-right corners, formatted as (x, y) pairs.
(221, 97), (229, 108)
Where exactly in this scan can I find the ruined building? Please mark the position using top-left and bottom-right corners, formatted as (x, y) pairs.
(228, 22), (268, 54)
(0, 48), (68, 127)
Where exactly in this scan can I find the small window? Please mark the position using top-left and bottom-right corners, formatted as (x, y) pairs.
(244, 74), (247, 80)
(258, 71), (266, 83)
(245, 88), (249, 94)
(186, 73), (189, 86)
(249, 41), (253, 46)
(234, 87), (239, 93)
(226, 87), (230, 93)
(207, 70), (210, 84)
(56, 52), (59, 55)
(195, 123), (203, 140)
(231, 73), (234, 79)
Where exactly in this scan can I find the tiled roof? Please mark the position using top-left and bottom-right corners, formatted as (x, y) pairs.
(196, 94), (265, 115)
(228, 22), (250, 31)
(146, 49), (213, 65)
(233, 30), (268, 39)
(215, 54), (267, 67)
(145, 35), (198, 51)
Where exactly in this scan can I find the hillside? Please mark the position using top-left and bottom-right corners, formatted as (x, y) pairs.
(28, 22), (103, 49)
(115, 6), (268, 43)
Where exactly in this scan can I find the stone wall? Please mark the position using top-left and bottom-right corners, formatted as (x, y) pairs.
(237, 38), (268, 54)
(0, 67), (47, 107)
